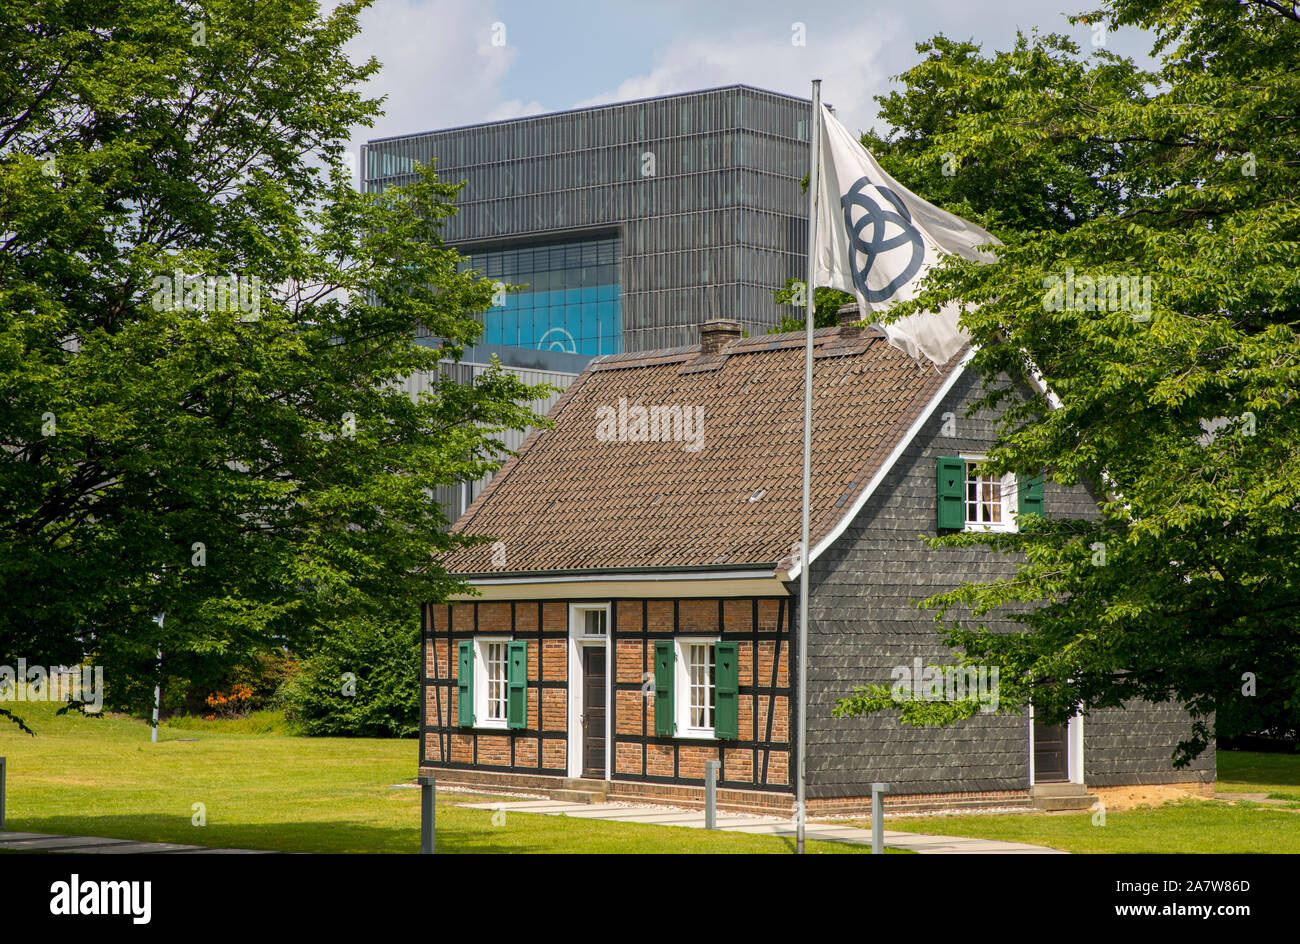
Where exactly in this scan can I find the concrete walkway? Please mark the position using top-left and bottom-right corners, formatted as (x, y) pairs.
(458, 799), (1066, 854)
(0, 830), (270, 854)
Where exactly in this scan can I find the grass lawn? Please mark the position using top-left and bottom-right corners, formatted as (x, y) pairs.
(0, 702), (863, 854)
(1216, 749), (1300, 802)
(838, 750), (1300, 854)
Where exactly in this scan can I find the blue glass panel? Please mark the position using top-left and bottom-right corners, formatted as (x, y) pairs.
(502, 307), (518, 347)
(580, 286), (597, 303)
(565, 306), (582, 348)
(483, 311), (502, 346)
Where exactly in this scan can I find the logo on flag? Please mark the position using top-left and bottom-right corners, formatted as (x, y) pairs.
(841, 177), (925, 304)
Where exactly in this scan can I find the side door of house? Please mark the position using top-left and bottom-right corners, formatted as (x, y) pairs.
(1033, 719), (1069, 782)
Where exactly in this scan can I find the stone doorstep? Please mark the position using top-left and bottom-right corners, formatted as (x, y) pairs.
(1029, 782), (1096, 812)
(552, 777), (610, 802)
(1031, 782), (1090, 797)
(549, 788), (607, 804)
(561, 778), (609, 791)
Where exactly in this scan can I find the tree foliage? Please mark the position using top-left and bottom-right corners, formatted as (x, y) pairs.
(834, 0), (1300, 762)
(0, 0), (547, 722)
(769, 280), (853, 334)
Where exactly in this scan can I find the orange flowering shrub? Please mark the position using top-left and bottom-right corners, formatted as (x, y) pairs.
(203, 683), (254, 720)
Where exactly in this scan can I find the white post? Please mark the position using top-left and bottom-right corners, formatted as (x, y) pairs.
(152, 645), (161, 743)
(872, 782), (890, 853)
(420, 775), (436, 854)
(151, 611), (164, 744)
(704, 759), (719, 830)
(796, 78), (822, 855)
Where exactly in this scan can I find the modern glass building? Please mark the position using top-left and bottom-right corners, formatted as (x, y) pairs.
(364, 85), (811, 361)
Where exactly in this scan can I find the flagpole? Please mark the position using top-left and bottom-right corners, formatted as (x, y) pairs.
(796, 77), (821, 856)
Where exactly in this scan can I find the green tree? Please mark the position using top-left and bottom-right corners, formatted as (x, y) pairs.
(769, 280), (852, 334)
(834, 1), (1300, 763)
(279, 610), (420, 737)
(0, 0), (546, 725)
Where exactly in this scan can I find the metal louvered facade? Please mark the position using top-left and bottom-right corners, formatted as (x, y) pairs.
(364, 85), (810, 354)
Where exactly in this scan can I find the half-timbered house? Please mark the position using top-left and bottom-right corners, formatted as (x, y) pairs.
(419, 313), (1215, 814)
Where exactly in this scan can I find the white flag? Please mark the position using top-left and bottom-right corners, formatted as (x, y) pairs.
(813, 103), (999, 366)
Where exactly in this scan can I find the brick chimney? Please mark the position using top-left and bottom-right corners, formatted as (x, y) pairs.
(838, 303), (864, 339)
(699, 319), (742, 354)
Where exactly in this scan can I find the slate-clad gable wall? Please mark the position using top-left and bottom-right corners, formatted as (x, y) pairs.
(803, 368), (1214, 797)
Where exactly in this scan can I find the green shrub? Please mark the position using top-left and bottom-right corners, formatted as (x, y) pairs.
(279, 615), (419, 737)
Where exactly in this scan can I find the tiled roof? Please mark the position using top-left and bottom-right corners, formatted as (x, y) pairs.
(438, 326), (964, 575)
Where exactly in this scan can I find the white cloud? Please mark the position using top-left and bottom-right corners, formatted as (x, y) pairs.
(341, 0), (515, 147)
(570, 19), (903, 135)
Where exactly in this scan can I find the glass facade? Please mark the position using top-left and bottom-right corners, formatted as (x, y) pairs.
(458, 235), (620, 356)
(365, 85), (809, 356)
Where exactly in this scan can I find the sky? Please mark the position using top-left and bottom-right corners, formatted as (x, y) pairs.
(337, 0), (1162, 156)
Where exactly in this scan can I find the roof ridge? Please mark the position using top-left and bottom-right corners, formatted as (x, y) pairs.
(587, 326), (877, 371)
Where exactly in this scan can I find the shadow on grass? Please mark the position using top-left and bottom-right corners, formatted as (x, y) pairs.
(7, 814), (564, 855)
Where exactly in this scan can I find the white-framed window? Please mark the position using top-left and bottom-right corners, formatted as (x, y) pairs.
(962, 457), (1018, 533)
(676, 639), (717, 737)
(475, 637), (510, 728)
(571, 603), (609, 639)
(581, 607), (607, 637)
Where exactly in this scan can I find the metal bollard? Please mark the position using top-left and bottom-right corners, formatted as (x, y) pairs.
(871, 782), (890, 854)
(704, 760), (719, 830)
(419, 775), (436, 854)
(0, 756), (6, 830)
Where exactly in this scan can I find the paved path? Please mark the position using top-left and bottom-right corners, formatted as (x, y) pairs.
(0, 830), (270, 854)
(458, 799), (1066, 854)
(1215, 791), (1299, 807)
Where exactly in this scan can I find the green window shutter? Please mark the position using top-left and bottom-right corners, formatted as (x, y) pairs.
(654, 640), (675, 737)
(937, 456), (965, 529)
(1018, 474), (1045, 519)
(714, 642), (739, 740)
(457, 640), (475, 727)
(506, 640), (527, 730)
